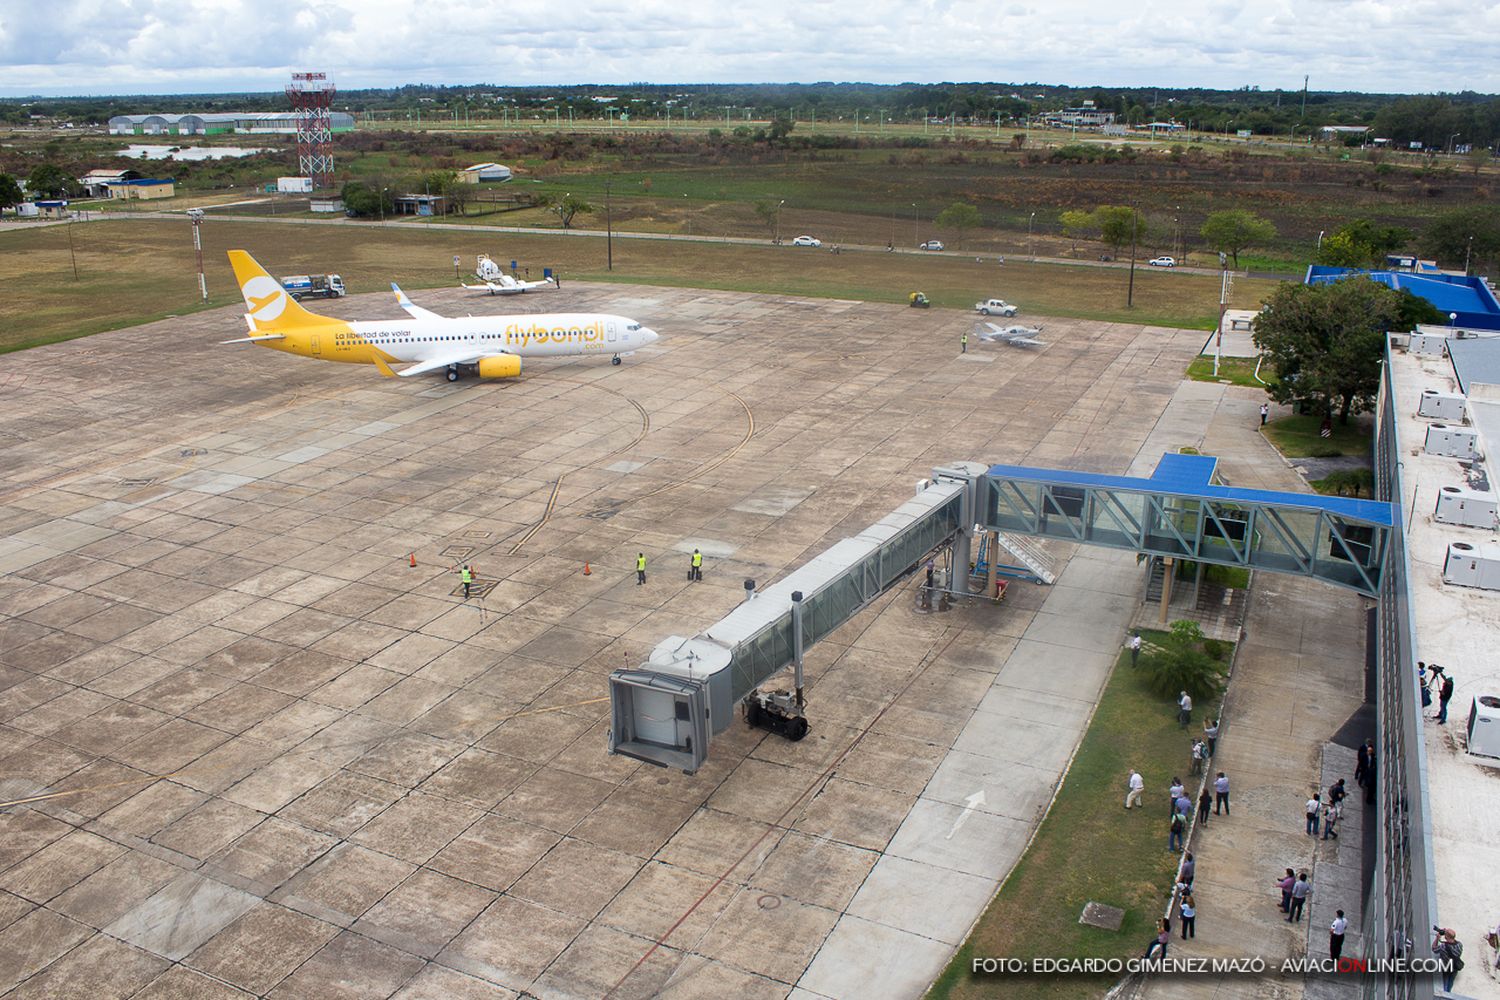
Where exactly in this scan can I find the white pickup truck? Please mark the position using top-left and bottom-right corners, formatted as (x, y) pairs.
(974, 298), (1018, 317)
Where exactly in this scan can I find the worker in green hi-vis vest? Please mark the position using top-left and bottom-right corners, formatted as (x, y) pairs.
(460, 564), (473, 598)
(636, 552), (647, 585)
(690, 548), (703, 582)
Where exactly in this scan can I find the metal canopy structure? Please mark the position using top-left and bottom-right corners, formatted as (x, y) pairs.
(985, 453), (1394, 595)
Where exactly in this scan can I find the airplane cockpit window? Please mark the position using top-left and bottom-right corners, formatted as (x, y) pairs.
(626, 323), (641, 332)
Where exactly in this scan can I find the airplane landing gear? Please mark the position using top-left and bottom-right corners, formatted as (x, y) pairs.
(446, 366), (460, 382)
(611, 355), (622, 366)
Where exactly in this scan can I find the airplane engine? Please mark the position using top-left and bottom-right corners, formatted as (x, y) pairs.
(478, 355), (523, 378)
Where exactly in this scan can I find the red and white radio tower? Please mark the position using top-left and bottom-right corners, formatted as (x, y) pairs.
(287, 71), (336, 190)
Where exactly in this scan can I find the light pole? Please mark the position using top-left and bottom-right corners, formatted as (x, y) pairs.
(188, 207), (204, 300)
(683, 193), (690, 237)
(380, 186), (387, 224)
(1173, 205), (1181, 260)
(1448, 132), (1461, 155)
(1464, 235), (1474, 275)
(1317, 230), (1325, 251)
(774, 199), (784, 243)
(911, 203), (918, 247)
(605, 181), (613, 271)
(1127, 207), (1139, 309)
(1028, 211), (1036, 261)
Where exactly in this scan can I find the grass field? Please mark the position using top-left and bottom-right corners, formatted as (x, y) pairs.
(1261, 413), (1374, 458)
(926, 639), (1217, 1000)
(0, 218), (1279, 353)
(1185, 355), (1270, 388)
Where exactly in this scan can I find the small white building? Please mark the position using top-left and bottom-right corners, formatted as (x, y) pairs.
(310, 197), (344, 214)
(459, 162), (513, 184)
(277, 177), (314, 194)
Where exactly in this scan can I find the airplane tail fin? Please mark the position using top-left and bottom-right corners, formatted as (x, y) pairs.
(227, 250), (328, 331)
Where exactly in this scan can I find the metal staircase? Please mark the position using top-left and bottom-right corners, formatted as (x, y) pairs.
(994, 531), (1057, 584)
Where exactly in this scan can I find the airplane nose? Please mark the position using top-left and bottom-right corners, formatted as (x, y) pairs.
(644, 329), (660, 344)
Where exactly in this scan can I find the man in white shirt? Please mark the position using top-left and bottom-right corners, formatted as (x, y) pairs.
(1178, 691), (1193, 729)
(1330, 910), (1348, 960)
(1214, 772), (1230, 815)
(1126, 769), (1144, 809)
(1168, 778), (1185, 817)
(1128, 632), (1142, 667)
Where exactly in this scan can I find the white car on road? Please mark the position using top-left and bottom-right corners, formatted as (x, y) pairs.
(974, 298), (1019, 317)
(1149, 256), (1177, 267)
(919, 240), (945, 251)
(791, 235), (821, 247)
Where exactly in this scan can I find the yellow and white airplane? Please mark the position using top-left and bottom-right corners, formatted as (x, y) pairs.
(223, 250), (659, 382)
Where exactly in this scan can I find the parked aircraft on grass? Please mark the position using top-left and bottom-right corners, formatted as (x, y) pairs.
(223, 250), (657, 382)
(460, 254), (557, 295)
(976, 322), (1047, 347)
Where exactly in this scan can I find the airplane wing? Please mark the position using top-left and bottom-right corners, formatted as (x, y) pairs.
(391, 283), (443, 320)
(459, 281), (523, 295)
(394, 349), (497, 378)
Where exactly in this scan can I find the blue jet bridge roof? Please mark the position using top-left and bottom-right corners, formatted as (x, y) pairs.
(987, 452), (1393, 526)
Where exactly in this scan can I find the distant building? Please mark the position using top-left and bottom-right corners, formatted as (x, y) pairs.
(108, 112), (355, 136)
(104, 178), (175, 200)
(17, 200), (71, 219)
(77, 168), (137, 197)
(277, 177), (314, 194)
(393, 193), (447, 217)
(1317, 125), (1372, 142)
(459, 162), (513, 183)
(1041, 102), (1116, 129)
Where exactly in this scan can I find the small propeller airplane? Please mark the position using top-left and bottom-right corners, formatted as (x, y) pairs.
(976, 322), (1047, 347)
(460, 254), (557, 295)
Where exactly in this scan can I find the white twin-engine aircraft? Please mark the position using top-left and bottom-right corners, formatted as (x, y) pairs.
(223, 250), (658, 382)
(460, 254), (557, 295)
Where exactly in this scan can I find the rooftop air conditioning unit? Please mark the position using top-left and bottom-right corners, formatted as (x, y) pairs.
(1425, 424), (1479, 460)
(1442, 541), (1500, 590)
(1418, 389), (1466, 422)
(1409, 333), (1449, 356)
(1468, 695), (1500, 760)
(1434, 486), (1499, 529)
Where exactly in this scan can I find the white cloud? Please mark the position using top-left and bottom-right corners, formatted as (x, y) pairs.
(0, 0), (1494, 96)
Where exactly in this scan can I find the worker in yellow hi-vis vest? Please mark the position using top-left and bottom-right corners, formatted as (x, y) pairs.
(690, 548), (703, 582)
(636, 552), (647, 585)
(961, 330), (969, 354)
(460, 564), (473, 598)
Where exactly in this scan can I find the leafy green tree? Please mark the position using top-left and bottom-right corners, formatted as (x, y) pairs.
(1419, 206), (1500, 274)
(1253, 277), (1415, 424)
(1199, 209), (1277, 268)
(752, 200), (780, 239)
(0, 173), (22, 212)
(1315, 231), (1370, 268)
(933, 202), (982, 248)
(768, 116), (794, 144)
(1139, 620), (1227, 702)
(339, 181), (393, 218)
(1094, 205), (1146, 256)
(1059, 209), (1096, 253)
(1468, 147), (1492, 176)
(1316, 219), (1412, 268)
(537, 192), (594, 228)
(26, 163), (74, 199)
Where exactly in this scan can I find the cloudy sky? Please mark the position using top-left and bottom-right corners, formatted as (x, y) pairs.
(1, 0), (1494, 98)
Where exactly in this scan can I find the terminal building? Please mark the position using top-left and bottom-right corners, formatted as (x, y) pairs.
(107, 112), (356, 136)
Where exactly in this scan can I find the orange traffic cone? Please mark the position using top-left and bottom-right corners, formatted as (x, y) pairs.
(409, 553), (416, 567)
(583, 562), (591, 576)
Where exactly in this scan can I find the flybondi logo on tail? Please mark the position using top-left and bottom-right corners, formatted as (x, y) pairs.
(242, 275), (289, 325)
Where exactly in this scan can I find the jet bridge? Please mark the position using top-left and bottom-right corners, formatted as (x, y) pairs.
(608, 462), (988, 773)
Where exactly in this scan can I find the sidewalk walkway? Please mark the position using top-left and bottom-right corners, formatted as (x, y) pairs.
(1140, 386), (1371, 1000)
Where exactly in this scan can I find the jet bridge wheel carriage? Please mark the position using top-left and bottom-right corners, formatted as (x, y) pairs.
(744, 689), (809, 741)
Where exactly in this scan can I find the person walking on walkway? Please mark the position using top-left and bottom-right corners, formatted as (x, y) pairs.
(1438, 670), (1455, 724)
(1168, 777), (1184, 817)
(636, 552), (648, 585)
(1306, 793), (1322, 836)
(1180, 852), (1195, 888)
(460, 564), (473, 598)
(1190, 739), (1205, 776)
(1197, 788), (1212, 826)
(1126, 768), (1144, 809)
(689, 548), (703, 582)
(1364, 752), (1377, 804)
(1433, 927), (1464, 992)
(1214, 772), (1230, 815)
(1276, 868), (1296, 913)
(1328, 778), (1347, 812)
(1260, 402), (1269, 427)
(1178, 690), (1193, 729)
(1203, 718), (1219, 757)
(1180, 893), (1197, 939)
(1355, 739), (1373, 788)
(1288, 872), (1312, 922)
(1169, 808), (1186, 853)
(1330, 910), (1348, 961)
(1129, 631), (1141, 667)
(1322, 800), (1340, 840)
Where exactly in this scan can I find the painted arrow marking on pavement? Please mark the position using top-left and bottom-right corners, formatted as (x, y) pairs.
(946, 790), (987, 839)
